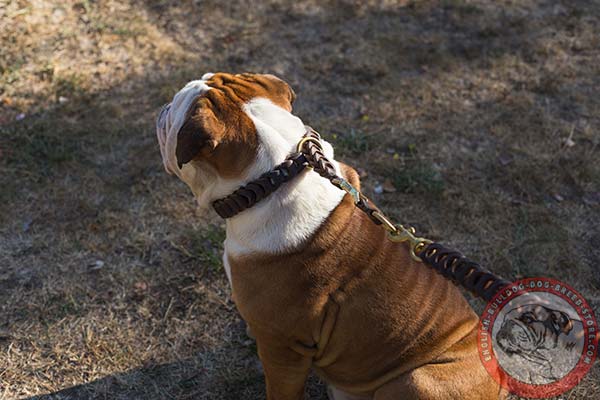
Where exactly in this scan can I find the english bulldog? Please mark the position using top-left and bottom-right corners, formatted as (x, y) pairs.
(495, 304), (583, 384)
(156, 72), (505, 400)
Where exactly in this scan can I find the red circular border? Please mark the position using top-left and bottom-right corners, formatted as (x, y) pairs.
(477, 277), (598, 398)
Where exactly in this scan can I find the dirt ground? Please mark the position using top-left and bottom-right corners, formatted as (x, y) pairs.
(1, 0), (599, 399)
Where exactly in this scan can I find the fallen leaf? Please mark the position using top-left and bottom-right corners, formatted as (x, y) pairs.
(382, 179), (397, 193)
(552, 193), (564, 202)
(88, 260), (105, 271)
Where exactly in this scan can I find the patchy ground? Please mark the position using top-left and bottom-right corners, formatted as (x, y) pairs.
(1, 0), (599, 399)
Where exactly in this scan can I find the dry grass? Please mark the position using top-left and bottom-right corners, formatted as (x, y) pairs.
(1, 1), (599, 399)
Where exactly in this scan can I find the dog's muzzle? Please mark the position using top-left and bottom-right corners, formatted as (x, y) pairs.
(156, 103), (174, 174)
(157, 103), (171, 131)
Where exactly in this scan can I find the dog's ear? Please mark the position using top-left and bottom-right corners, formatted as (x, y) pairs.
(236, 73), (296, 111)
(263, 74), (296, 111)
(552, 311), (574, 335)
(176, 97), (224, 169)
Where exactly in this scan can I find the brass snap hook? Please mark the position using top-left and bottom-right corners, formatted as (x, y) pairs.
(331, 177), (362, 204)
(386, 223), (432, 262)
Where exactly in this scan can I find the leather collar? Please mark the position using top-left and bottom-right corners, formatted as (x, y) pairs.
(211, 127), (325, 219)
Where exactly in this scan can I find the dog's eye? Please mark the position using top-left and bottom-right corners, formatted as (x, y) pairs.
(520, 313), (534, 323)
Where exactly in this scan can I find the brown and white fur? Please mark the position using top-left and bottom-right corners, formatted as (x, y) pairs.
(156, 73), (505, 400)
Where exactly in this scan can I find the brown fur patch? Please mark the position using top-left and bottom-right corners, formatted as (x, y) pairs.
(176, 73), (296, 178)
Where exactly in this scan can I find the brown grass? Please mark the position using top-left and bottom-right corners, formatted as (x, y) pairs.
(1, 1), (599, 399)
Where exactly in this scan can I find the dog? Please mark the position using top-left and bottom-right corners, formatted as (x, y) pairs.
(495, 304), (583, 384)
(156, 72), (505, 399)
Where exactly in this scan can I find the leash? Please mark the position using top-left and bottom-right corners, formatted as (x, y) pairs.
(213, 127), (511, 301)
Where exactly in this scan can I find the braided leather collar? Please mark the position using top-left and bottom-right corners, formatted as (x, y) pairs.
(212, 127), (324, 219)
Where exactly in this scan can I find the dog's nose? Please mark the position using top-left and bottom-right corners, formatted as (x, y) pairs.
(157, 103), (171, 130)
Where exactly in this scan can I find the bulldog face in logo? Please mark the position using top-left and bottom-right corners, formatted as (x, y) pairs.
(494, 303), (584, 384)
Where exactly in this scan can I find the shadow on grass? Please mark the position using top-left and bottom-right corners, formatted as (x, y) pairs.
(25, 363), (331, 400)
(26, 350), (267, 400)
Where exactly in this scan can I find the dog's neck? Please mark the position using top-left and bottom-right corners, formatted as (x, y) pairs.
(220, 99), (344, 277)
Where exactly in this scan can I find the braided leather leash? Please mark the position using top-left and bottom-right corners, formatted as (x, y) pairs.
(212, 127), (511, 301)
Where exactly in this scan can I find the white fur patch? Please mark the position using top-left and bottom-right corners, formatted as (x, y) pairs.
(223, 98), (345, 260)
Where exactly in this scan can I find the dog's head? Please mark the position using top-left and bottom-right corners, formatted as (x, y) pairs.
(156, 72), (301, 207)
(496, 304), (574, 356)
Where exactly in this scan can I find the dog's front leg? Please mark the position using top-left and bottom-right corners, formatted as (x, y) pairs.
(255, 334), (313, 400)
